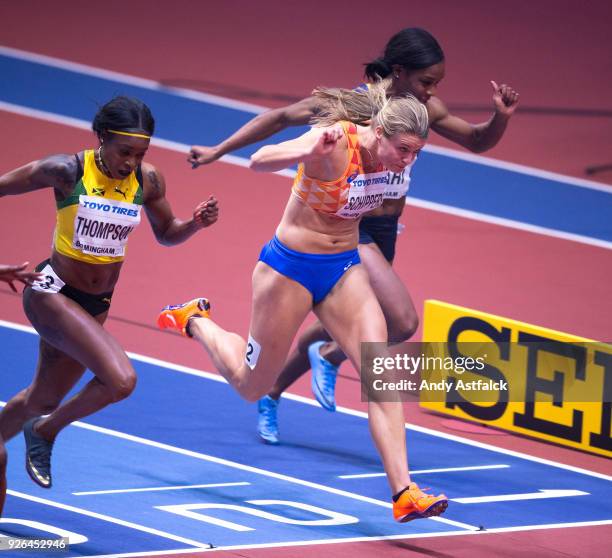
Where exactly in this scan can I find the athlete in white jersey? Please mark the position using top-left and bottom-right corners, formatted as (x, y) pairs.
(185, 28), (518, 442)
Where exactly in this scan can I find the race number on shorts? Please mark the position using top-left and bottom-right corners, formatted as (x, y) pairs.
(31, 263), (65, 294)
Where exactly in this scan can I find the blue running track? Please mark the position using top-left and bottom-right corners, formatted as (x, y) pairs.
(2, 323), (611, 556)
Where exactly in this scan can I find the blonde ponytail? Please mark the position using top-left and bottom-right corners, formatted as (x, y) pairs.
(311, 79), (428, 139)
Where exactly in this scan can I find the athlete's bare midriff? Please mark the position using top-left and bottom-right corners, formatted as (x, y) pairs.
(50, 250), (123, 294)
(276, 195), (360, 254)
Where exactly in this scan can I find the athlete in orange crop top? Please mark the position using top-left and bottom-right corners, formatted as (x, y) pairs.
(185, 28), (518, 452)
(159, 85), (449, 522)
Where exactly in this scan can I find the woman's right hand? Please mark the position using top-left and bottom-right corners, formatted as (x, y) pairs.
(188, 146), (221, 168)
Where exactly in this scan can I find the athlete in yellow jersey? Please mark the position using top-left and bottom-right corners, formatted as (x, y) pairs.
(0, 96), (219, 489)
(0, 261), (43, 515)
(53, 148), (145, 264)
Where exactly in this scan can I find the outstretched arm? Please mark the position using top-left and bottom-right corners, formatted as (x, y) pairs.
(0, 154), (78, 197)
(188, 96), (321, 167)
(142, 163), (219, 246)
(430, 81), (519, 153)
(250, 126), (344, 173)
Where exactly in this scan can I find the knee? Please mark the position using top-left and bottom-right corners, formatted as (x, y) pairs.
(388, 312), (419, 343)
(108, 371), (137, 402)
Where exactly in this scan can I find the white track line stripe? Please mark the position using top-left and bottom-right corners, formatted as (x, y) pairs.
(405, 197), (612, 250)
(424, 144), (612, 193)
(6, 490), (210, 548)
(0, 100), (293, 178)
(73, 482), (250, 496)
(339, 464), (510, 479)
(0, 45), (269, 114)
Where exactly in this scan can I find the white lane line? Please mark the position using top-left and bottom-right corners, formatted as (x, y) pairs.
(425, 143), (612, 193)
(406, 197), (612, 250)
(73, 482), (250, 496)
(6, 490), (211, 548)
(0, 101), (293, 179)
(0, 45), (270, 114)
(339, 464), (511, 479)
(2, 44), (610, 193)
(452, 489), (590, 504)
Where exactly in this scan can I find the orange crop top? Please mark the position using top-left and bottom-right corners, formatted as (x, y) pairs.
(291, 121), (390, 219)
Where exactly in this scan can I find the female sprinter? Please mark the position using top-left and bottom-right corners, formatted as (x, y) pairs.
(0, 96), (218, 489)
(160, 84), (448, 522)
(188, 27), (518, 443)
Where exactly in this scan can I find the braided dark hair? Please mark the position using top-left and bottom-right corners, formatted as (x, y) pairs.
(92, 96), (155, 139)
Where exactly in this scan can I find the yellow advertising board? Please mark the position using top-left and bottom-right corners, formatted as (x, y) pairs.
(421, 300), (611, 457)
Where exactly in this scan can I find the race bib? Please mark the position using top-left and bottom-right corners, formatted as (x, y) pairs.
(73, 195), (141, 257)
(31, 263), (65, 293)
(383, 168), (411, 199)
(335, 170), (388, 219)
(384, 158), (415, 200)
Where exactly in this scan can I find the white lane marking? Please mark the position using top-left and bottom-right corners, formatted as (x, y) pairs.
(452, 489), (590, 504)
(425, 143), (612, 193)
(5, 490), (211, 548)
(0, 45), (269, 114)
(339, 464), (510, 479)
(73, 482), (250, 496)
(406, 197), (612, 250)
(0, 100), (293, 179)
(0, 518), (87, 544)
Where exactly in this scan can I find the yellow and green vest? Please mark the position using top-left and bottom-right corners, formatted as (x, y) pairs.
(53, 150), (143, 264)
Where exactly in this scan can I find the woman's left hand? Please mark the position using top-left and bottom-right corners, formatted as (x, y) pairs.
(193, 195), (219, 228)
(491, 81), (520, 116)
